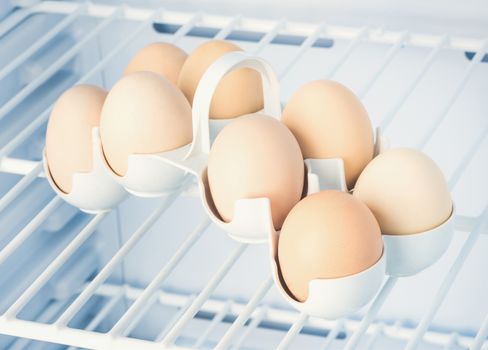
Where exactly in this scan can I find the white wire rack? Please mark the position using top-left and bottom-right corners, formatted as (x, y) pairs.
(0, 1), (487, 349)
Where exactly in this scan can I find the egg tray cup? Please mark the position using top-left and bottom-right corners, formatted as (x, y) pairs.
(382, 207), (455, 277)
(366, 131), (456, 277)
(268, 166), (387, 319)
(43, 128), (128, 214)
(269, 232), (387, 320)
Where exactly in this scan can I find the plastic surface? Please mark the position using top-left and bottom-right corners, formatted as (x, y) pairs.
(43, 128), (128, 213)
(383, 208), (455, 276)
(106, 145), (190, 197)
(305, 158), (347, 194)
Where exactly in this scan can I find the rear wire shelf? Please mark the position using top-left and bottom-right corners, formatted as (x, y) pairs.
(0, 1), (487, 349)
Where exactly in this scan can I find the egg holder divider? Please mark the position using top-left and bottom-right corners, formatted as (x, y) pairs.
(42, 50), (455, 319)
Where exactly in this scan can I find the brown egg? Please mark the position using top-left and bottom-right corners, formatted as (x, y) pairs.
(282, 80), (374, 189)
(123, 42), (187, 85)
(208, 114), (304, 230)
(278, 190), (383, 302)
(100, 72), (192, 176)
(177, 40), (264, 119)
(353, 148), (452, 235)
(45, 84), (107, 193)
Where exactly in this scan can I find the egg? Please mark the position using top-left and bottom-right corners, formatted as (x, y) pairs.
(282, 80), (374, 189)
(177, 40), (264, 119)
(100, 72), (192, 176)
(123, 42), (187, 85)
(278, 190), (383, 302)
(353, 148), (452, 235)
(45, 84), (107, 193)
(207, 114), (304, 230)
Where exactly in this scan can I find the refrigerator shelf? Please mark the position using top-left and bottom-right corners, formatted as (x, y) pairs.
(0, 1), (487, 349)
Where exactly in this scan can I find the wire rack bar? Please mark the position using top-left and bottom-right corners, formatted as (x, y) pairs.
(380, 35), (447, 131)
(0, 7), (31, 38)
(471, 314), (488, 350)
(416, 40), (488, 149)
(213, 15), (241, 40)
(0, 195), (61, 265)
(4, 212), (108, 318)
(0, 161), (43, 213)
(276, 313), (309, 350)
(357, 31), (409, 98)
(9, 300), (66, 350)
(442, 332), (459, 350)
(55, 189), (185, 327)
(122, 293), (161, 338)
(159, 243), (248, 346)
(320, 319), (344, 350)
(278, 22), (326, 79)
(343, 276), (398, 350)
(231, 306), (268, 350)
(0, 157), (40, 176)
(0, 115), (49, 160)
(405, 205), (488, 350)
(92, 282), (484, 349)
(0, 6), (122, 123)
(363, 322), (385, 350)
(66, 287), (126, 350)
(215, 276), (273, 349)
(253, 19), (285, 54)
(169, 12), (202, 44)
(323, 26), (368, 79)
(85, 287), (125, 331)
(448, 123), (488, 189)
(24, 1), (487, 52)
(193, 300), (232, 348)
(0, 3), (85, 82)
(155, 294), (197, 342)
(0, 317), (180, 350)
(97, 283), (329, 328)
(109, 218), (211, 336)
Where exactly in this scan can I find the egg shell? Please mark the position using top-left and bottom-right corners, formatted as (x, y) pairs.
(123, 42), (187, 85)
(45, 84), (107, 193)
(282, 80), (374, 189)
(353, 148), (452, 235)
(278, 190), (383, 302)
(207, 114), (304, 230)
(100, 72), (192, 176)
(177, 40), (264, 119)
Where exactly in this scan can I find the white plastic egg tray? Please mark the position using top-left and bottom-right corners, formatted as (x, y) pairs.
(0, 1), (487, 350)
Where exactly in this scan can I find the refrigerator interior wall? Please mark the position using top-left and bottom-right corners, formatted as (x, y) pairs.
(0, 1), (487, 349)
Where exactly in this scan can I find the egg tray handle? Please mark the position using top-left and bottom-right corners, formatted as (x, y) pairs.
(186, 51), (282, 158)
